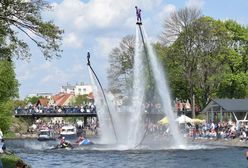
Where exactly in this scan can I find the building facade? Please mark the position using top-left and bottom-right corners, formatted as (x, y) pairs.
(60, 83), (92, 96)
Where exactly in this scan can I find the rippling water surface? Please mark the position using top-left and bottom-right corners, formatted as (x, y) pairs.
(5, 139), (248, 168)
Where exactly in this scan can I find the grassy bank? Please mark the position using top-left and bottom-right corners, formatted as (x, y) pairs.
(0, 153), (31, 168)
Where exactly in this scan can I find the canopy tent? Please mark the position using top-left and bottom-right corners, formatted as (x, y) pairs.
(176, 115), (193, 124)
(158, 117), (169, 125)
(191, 118), (205, 124)
(158, 115), (196, 125)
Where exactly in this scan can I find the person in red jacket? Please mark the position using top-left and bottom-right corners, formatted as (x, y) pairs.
(76, 135), (85, 144)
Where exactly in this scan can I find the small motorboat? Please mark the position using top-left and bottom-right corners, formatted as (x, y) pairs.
(78, 139), (94, 145)
(59, 125), (78, 140)
(37, 129), (56, 141)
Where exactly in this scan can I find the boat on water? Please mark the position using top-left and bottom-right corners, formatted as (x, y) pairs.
(59, 125), (78, 140)
(37, 129), (56, 141)
(50, 142), (74, 150)
(78, 139), (93, 145)
(50, 125), (94, 149)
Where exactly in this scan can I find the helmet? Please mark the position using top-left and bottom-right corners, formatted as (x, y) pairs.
(62, 137), (65, 139)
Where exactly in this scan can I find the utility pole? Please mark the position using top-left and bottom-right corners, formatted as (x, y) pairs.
(192, 94), (195, 118)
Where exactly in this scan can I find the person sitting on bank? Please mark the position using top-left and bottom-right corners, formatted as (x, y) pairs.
(16, 160), (27, 168)
(0, 128), (3, 141)
(0, 139), (6, 154)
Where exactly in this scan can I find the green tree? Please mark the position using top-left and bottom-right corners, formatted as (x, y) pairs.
(0, 0), (63, 132)
(0, 0), (63, 60)
(187, 17), (228, 107)
(160, 12), (248, 109)
(0, 101), (14, 133)
(161, 7), (202, 45)
(0, 60), (18, 132)
(73, 94), (88, 106)
(13, 99), (27, 108)
(24, 96), (42, 105)
(160, 7), (202, 117)
(216, 20), (248, 98)
(0, 60), (19, 101)
(160, 8), (246, 112)
(107, 35), (135, 97)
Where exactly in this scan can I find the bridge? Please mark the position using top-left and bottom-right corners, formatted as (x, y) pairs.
(14, 107), (165, 122)
(14, 107), (98, 126)
(14, 112), (97, 118)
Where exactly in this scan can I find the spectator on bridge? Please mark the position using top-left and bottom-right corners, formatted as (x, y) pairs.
(90, 104), (96, 113)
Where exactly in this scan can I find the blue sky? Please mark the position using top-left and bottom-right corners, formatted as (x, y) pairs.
(15, 0), (248, 99)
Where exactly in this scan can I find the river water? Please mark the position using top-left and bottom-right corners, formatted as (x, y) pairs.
(5, 139), (248, 168)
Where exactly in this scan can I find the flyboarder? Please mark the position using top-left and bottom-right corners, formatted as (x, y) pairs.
(135, 6), (142, 25)
(87, 51), (91, 65)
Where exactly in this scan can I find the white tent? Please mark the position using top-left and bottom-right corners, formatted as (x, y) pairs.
(176, 115), (193, 124)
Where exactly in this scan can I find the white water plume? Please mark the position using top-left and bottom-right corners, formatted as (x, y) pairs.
(127, 26), (146, 148)
(88, 67), (116, 144)
(88, 24), (186, 149)
(142, 27), (186, 148)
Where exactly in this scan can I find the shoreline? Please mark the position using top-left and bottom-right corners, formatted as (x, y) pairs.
(188, 138), (248, 148)
(6, 132), (248, 148)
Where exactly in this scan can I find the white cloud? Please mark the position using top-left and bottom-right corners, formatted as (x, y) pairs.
(41, 67), (70, 84)
(95, 37), (120, 56)
(185, 0), (205, 9)
(51, 0), (125, 30)
(51, 0), (85, 22)
(70, 64), (83, 73)
(39, 62), (53, 70)
(17, 70), (34, 81)
(64, 32), (83, 48)
(50, 0), (163, 31)
(158, 4), (176, 20)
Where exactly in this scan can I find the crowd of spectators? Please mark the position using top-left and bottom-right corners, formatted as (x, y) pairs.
(138, 118), (248, 143)
(188, 120), (248, 141)
(28, 118), (98, 137)
(15, 103), (96, 114)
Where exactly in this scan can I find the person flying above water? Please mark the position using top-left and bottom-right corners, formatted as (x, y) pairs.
(135, 6), (142, 24)
(87, 51), (91, 66)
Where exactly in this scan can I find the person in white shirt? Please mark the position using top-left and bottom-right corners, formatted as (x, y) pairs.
(0, 128), (3, 140)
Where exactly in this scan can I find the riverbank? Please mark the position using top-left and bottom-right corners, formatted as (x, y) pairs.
(6, 132), (248, 148)
(0, 153), (31, 168)
(189, 138), (248, 148)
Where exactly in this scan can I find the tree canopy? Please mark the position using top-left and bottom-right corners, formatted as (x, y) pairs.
(107, 35), (135, 96)
(0, 60), (18, 132)
(0, 0), (63, 60)
(73, 94), (88, 106)
(0, 0), (63, 132)
(159, 8), (248, 110)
